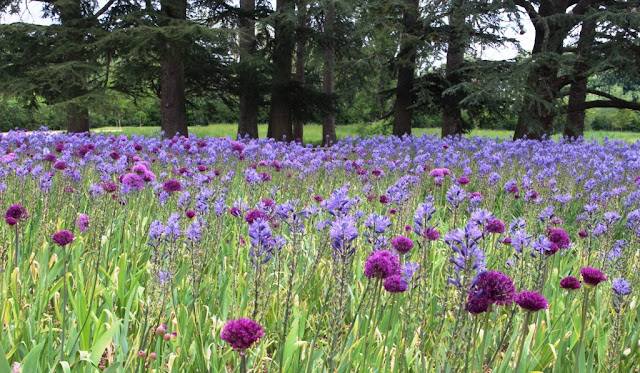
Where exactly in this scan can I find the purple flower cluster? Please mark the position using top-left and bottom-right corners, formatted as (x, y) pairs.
(53, 230), (75, 247)
(515, 290), (548, 312)
(579, 267), (607, 287)
(364, 250), (401, 279)
(220, 318), (264, 351)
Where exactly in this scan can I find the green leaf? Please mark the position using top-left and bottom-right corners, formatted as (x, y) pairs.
(22, 341), (45, 372)
(0, 341), (11, 373)
(282, 315), (300, 371)
(89, 320), (122, 366)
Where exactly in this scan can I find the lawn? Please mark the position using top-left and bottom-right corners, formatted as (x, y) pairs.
(92, 124), (640, 143)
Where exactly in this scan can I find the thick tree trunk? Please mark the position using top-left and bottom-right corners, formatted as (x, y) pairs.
(393, 0), (419, 137)
(441, 0), (466, 138)
(268, 0), (295, 141)
(238, 0), (259, 139)
(322, 1), (338, 146)
(160, 0), (188, 139)
(67, 104), (90, 133)
(293, 1), (307, 142)
(565, 18), (596, 139)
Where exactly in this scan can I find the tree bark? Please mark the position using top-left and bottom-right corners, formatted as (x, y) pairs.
(441, 0), (466, 138)
(160, 0), (188, 139)
(268, 0), (295, 141)
(67, 104), (90, 133)
(238, 0), (260, 139)
(393, 0), (419, 137)
(565, 17), (596, 139)
(322, 0), (338, 146)
(293, 1), (307, 142)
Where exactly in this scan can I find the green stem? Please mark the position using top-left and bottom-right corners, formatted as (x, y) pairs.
(240, 353), (247, 373)
(574, 288), (590, 368)
(474, 311), (490, 371)
(514, 312), (531, 373)
(60, 245), (67, 362)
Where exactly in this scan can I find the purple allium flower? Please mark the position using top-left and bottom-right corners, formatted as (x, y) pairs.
(383, 275), (407, 293)
(53, 230), (75, 246)
(122, 173), (145, 190)
(392, 236), (414, 254)
(560, 276), (581, 290)
(485, 219), (506, 234)
(515, 290), (548, 312)
(578, 230), (588, 238)
(162, 179), (183, 193)
(611, 278), (631, 296)
(429, 169), (444, 178)
(470, 271), (516, 306)
(579, 267), (607, 286)
(547, 228), (570, 249)
(5, 217), (17, 226)
(101, 181), (118, 193)
(456, 177), (470, 185)
(425, 228), (440, 240)
(75, 214), (90, 232)
(53, 161), (68, 170)
(186, 210), (196, 219)
(466, 294), (492, 314)
(5, 204), (28, 222)
(220, 318), (264, 351)
(379, 195), (390, 204)
(43, 153), (57, 163)
(245, 209), (266, 224)
(501, 237), (512, 245)
(364, 250), (401, 279)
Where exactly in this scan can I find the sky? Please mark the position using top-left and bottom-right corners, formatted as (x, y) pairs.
(0, 2), (535, 60)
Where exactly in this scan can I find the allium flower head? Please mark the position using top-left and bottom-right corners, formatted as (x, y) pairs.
(391, 236), (414, 254)
(485, 219), (506, 234)
(220, 318), (264, 351)
(469, 270), (516, 306)
(579, 267), (606, 287)
(547, 228), (570, 249)
(163, 179), (183, 193)
(5, 204), (28, 222)
(515, 290), (548, 312)
(122, 173), (145, 190)
(364, 250), (401, 279)
(53, 230), (75, 246)
(245, 209), (266, 224)
(383, 275), (407, 293)
(560, 276), (581, 290)
(466, 294), (491, 314)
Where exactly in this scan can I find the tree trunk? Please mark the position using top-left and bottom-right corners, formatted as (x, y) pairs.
(393, 0), (420, 137)
(268, 0), (295, 141)
(441, 0), (466, 138)
(293, 1), (307, 142)
(322, 0), (338, 146)
(67, 104), (90, 133)
(238, 0), (260, 139)
(565, 18), (596, 139)
(160, 0), (188, 139)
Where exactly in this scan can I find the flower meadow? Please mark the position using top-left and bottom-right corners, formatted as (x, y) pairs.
(1, 129), (640, 373)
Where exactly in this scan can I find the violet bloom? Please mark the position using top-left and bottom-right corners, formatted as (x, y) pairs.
(364, 250), (401, 279)
(579, 267), (606, 287)
(456, 177), (470, 185)
(163, 179), (183, 193)
(53, 230), (75, 246)
(466, 294), (492, 314)
(75, 214), (90, 232)
(5, 204), (28, 222)
(220, 318), (264, 351)
(515, 290), (548, 312)
(469, 270), (516, 306)
(578, 230), (588, 238)
(560, 276), (581, 290)
(122, 173), (145, 190)
(485, 219), (506, 234)
(245, 209), (266, 224)
(383, 275), (407, 293)
(547, 228), (570, 249)
(392, 236), (414, 254)
(186, 210), (196, 219)
(611, 278), (631, 296)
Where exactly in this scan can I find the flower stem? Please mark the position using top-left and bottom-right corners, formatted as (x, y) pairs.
(574, 288), (590, 367)
(514, 312), (531, 373)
